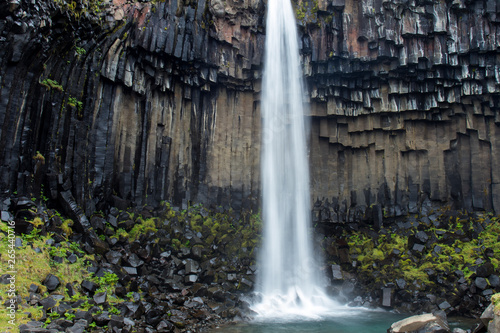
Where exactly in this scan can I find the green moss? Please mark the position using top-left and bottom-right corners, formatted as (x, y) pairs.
(205, 234), (215, 244)
(210, 222), (220, 235)
(61, 219), (74, 238)
(51, 0), (105, 23)
(400, 263), (431, 285)
(371, 248), (385, 261)
(203, 217), (213, 228)
(292, 0), (321, 24)
(40, 78), (63, 92)
(342, 210), (500, 293)
(67, 97), (83, 115)
(129, 217), (158, 241)
(114, 228), (129, 239)
(172, 238), (181, 249)
(492, 293), (500, 314)
(0, 222), (94, 330)
(190, 214), (203, 233)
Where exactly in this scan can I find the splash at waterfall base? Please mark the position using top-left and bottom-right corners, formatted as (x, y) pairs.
(234, 207), (497, 333)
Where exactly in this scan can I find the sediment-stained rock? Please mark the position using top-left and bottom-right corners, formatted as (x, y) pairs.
(0, 0), (499, 221)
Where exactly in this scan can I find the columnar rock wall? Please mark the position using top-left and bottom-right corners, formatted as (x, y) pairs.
(0, 0), (499, 221)
(304, 0), (500, 221)
(0, 0), (265, 215)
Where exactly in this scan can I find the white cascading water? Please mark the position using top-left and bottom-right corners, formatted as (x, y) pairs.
(252, 0), (338, 320)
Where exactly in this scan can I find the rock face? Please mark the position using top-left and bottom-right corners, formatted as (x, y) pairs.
(1, 0), (500, 219)
(308, 0), (500, 222)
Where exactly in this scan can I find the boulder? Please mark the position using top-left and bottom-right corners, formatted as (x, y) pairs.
(382, 287), (392, 307)
(388, 313), (449, 333)
(66, 319), (88, 333)
(93, 291), (107, 305)
(490, 275), (500, 288)
(480, 294), (500, 333)
(331, 264), (343, 280)
(105, 250), (122, 265)
(480, 303), (494, 327)
(19, 321), (48, 333)
(126, 253), (144, 268)
(476, 277), (489, 290)
(39, 297), (57, 310)
(489, 316), (500, 333)
(43, 274), (60, 291)
(81, 280), (98, 294)
(477, 263), (495, 277)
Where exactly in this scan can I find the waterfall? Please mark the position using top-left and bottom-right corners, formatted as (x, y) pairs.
(253, 0), (336, 319)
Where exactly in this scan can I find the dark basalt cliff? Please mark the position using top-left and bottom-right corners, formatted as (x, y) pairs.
(1, 0), (499, 221)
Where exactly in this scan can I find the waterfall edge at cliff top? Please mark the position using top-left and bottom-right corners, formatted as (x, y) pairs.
(252, 0), (339, 320)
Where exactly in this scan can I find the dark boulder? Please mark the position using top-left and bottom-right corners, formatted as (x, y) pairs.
(43, 274), (60, 291)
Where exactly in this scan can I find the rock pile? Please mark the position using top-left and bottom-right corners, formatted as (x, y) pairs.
(318, 208), (500, 319)
(1, 197), (259, 332)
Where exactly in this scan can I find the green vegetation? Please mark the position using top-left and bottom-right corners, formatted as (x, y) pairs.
(172, 238), (181, 249)
(128, 216), (158, 241)
(64, 312), (76, 320)
(0, 225), (94, 330)
(33, 151), (46, 165)
(0, 198), (263, 330)
(292, 0), (320, 25)
(67, 96), (83, 114)
(74, 46), (86, 56)
(295, 2), (306, 21)
(342, 210), (500, 292)
(92, 271), (119, 295)
(51, 0), (104, 22)
(60, 219), (74, 239)
(109, 305), (120, 315)
(492, 293), (500, 314)
(0, 209), (151, 330)
(40, 78), (63, 92)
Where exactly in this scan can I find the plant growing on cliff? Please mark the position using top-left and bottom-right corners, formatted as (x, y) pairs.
(33, 151), (46, 165)
(172, 238), (181, 249)
(113, 228), (129, 240)
(61, 219), (74, 239)
(292, 0), (319, 24)
(74, 46), (86, 56)
(40, 78), (63, 92)
(67, 96), (83, 115)
(51, 0), (104, 23)
(98, 272), (119, 287)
